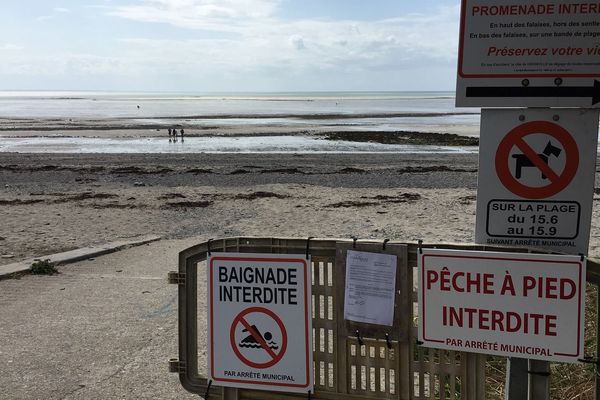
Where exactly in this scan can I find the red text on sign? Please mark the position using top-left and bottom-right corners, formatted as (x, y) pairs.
(523, 276), (577, 299)
(443, 306), (558, 336)
(471, 3), (600, 16)
(472, 4), (555, 16)
(427, 268), (494, 294)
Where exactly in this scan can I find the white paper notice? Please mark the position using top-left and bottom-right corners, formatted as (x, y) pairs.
(344, 250), (397, 326)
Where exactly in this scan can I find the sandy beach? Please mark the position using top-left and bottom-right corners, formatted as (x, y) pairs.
(0, 152), (484, 265)
(0, 113), (481, 138)
(2, 145), (600, 400)
(1, 151), (600, 265)
(4, 0), (599, 393)
(0, 95), (597, 399)
(0, 150), (497, 400)
(0, 94), (486, 265)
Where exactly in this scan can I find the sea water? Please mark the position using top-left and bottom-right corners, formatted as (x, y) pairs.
(0, 136), (478, 154)
(0, 91), (481, 153)
(0, 91), (473, 118)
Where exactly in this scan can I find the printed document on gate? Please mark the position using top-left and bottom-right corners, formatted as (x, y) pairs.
(344, 250), (397, 326)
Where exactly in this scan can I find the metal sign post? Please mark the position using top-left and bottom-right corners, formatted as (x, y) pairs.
(505, 357), (527, 400)
(456, 0), (600, 397)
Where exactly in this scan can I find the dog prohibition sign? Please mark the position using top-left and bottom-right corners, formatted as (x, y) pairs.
(495, 121), (579, 200)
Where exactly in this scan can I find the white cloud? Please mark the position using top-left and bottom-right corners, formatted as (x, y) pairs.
(109, 2), (459, 73)
(36, 7), (72, 21)
(0, 52), (138, 77)
(36, 15), (55, 21)
(0, 44), (23, 51)
(3, 2), (460, 90)
(110, 0), (281, 32)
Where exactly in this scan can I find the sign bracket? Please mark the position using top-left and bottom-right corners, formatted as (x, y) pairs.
(168, 359), (187, 374)
(167, 271), (186, 285)
(203, 379), (212, 399)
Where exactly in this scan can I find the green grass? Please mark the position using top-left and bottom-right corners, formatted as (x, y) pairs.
(485, 283), (598, 400)
(30, 259), (59, 275)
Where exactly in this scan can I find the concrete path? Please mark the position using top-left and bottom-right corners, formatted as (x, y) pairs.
(0, 235), (162, 277)
(0, 237), (204, 399)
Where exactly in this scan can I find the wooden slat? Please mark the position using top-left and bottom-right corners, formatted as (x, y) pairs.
(181, 238), (499, 400)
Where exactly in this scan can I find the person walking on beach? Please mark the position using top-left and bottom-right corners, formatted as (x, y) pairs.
(168, 128), (172, 142)
(180, 128), (184, 142)
(172, 127), (177, 142)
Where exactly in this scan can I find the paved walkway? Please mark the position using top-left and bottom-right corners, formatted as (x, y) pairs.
(0, 238), (204, 399)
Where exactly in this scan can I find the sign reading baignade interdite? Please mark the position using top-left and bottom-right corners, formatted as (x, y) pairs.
(207, 253), (313, 393)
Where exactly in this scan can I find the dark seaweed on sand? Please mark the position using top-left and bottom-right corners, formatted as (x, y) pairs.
(324, 131), (479, 146)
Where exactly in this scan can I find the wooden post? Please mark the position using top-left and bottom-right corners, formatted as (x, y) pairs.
(596, 283), (600, 399)
(505, 358), (527, 400)
(528, 360), (550, 400)
(223, 387), (238, 400)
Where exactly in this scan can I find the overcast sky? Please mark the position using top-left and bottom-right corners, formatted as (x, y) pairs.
(0, 0), (461, 92)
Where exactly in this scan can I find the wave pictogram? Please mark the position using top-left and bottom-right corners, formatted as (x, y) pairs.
(239, 325), (279, 350)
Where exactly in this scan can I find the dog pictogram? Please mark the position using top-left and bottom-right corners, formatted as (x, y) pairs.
(512, 141), (562, 180)
(495, 121), (579, 199)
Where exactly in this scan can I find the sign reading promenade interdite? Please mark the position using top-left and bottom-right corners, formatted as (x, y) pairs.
(476, 108), (599, 254)
(456, 0), (600, 107)
(207, 253), (313, 393)
(418, 248), (585, 363)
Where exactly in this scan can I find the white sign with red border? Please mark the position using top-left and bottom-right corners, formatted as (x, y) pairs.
(456, 0), (600, 107)
(208, 253), (313, 393)
(475, 108), (599, 255)
(418, 248), (585, 363)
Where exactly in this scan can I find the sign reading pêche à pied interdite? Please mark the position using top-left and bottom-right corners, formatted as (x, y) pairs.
(418, 248), (585, 363)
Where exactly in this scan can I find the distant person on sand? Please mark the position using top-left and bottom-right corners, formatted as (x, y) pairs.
(180, 128), (184, 142)
(168, 128), (172, 142)
(172, 127), (177, 142)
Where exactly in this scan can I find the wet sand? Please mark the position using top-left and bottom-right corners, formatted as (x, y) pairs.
(0, 111), (481, 139)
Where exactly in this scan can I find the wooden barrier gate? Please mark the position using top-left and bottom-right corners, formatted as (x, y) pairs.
(168, 237), (600, 399)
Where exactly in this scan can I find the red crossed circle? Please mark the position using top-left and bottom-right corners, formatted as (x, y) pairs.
(230, 307), (287, 369)
(495, 121), (579, 199)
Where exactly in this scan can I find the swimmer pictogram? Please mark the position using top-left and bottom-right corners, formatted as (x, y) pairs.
(239, 324), (279, 350)
(230, 306), (288, 369)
